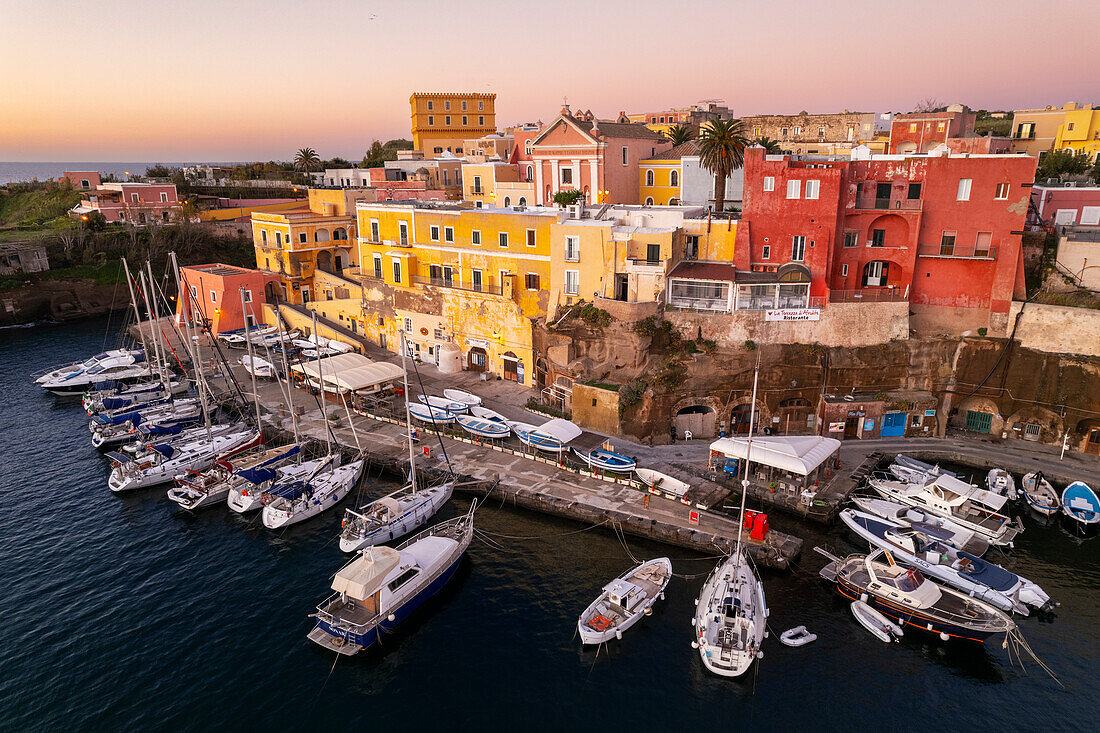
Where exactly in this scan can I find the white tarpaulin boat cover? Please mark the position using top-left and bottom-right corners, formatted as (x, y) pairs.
(331, 546), (401, 601)
(709, 435), (842, 476)
(534, 418), (583, 444)
(293, 354), (404, 394)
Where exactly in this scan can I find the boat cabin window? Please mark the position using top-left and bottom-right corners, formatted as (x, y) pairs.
(881, 567), (923, 592)
(387, 568), (419, 593)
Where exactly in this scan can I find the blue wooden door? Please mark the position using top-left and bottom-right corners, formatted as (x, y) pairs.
(881, 412), (906, 437)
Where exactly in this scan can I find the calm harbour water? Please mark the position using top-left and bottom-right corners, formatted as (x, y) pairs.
(0, 318), (1095, 731)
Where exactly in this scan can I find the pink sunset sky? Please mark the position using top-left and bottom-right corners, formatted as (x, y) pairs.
(1, 0), (1097, 161)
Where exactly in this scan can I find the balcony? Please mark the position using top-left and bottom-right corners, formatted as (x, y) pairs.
(854, 193), (922, 212)
(411, 274), (505, 296)
(917, 244), (997, 260)
(829, 288), (909, 303)
(624, 257), (665, 273)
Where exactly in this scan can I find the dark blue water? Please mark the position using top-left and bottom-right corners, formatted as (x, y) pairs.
(0, 319), (1094, 731)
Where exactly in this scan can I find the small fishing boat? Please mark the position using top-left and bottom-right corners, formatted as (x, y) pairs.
(308, 508), (476, 655)
(578, 557), (672, 644)
(442, 388), (482, 407)
(818, 548), (1016, 643)
(261, 458), (365, 529)
(240, 355), (276, 379)
(1062, 481), (1100, 527)
(1019, 472), (1060, 516)
(850, 496), (990, 556)
(779, 626), (816, 647)
(634, 468), (691, 499)
(850, 600), (903, 643)
(986, 468), (1016, 498)
(407, 401), (455, 425)
(455, 414), (511, 439)
(573, 447), (636, 473)
(511, 418), (581, 454)
(469, 405), (508, 423)
(417, 394), (469, 414)
(840, 508), (1051, 615)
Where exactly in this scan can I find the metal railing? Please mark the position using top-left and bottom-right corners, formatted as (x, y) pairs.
(917, 244), (997, 260)
(854, 194), (922, 211)
(410, 274), (505, 296)
(828, 288), (909, 303)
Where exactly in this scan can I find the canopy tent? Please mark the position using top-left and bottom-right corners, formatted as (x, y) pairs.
(331, 546), (401, 601)
(533, 418), (583, 444)
(292, 354), (404, 395)
(709, 435), (841, 476)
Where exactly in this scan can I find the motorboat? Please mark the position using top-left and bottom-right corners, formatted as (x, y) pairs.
(90, 398), (206, 449)
(240, 355), (276, 379)
(578, 558), (671, 644)
(417, 394), (469, 414)
(635, 468), (690, 500)
(339, 480), (455, 552)
(227, 456), (331, 513)
(82, 378), (189, 415)
(308, 508), (475, 655)
(694, 550), (768, 677)
(850, 600), (903, 643)
(442, 388), (482, 407)
(39, 354), (155, 396)
(986, 468), (1016, 498)
(574, 447), (636, 473)
(261, 457), (365, 529)
(1062, 481), (1100, 527)
(818, 548), (1016, 643)
(840, 508), (1051, 615)
(34, 349), (145, 385)
(107, 427), (260, 492)
(850, 496), (990, 556)
(889, 454), (957, 484)
(1020, 472), (1060, 516)
(469, 405), (508, 423)
(407, 401), (455, 425)
(511, 418), (581, 455)
(455, 414), (510, 439)
(867, 474), (1021, 547)
(167, 443), (301, 511)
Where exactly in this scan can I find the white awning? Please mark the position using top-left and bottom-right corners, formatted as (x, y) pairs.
(292, 353), (404, 394)
(709, 435), (841, 476)
(534, 418), (582, 444)
(331, 546), (401, 601)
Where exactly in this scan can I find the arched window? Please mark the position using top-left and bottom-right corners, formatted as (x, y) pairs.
(645, 169), (655, 186)
(503, 196), (511, 207)
(670, 169), (679, 187)
(644, 197), (654, 205)
(525, 141), (533, 155)
(518, 197), (527, 206)
(526, 165), (533, 182)
(668, 198), (679, 205)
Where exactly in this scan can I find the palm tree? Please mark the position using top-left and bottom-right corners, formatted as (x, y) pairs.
(754, 136), (783, 154)
(698, 119), (750, 212)
(665, 124), (693, 147)
(293, 147), (321, 177)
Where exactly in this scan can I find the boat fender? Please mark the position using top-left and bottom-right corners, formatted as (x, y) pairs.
(691, 641), (699, 649)
(756, 651), (764, 659)
(615, 630), (623, 640)
(939, 632), (949, 641)
(659, 592), (665, 601)
(387, 613), (396, 622)
(860, 593), (869, 603)
(763, 630), (769, 638)
(691, 617), (696, 625)
(644, 607), (652, 616)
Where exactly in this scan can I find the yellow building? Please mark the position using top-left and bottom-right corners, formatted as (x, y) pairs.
(410, 92), (496, 158)
(252, 203), (357, 305)
(639, 159), (683, 205)
(354, 202), (556, 384)
(1054, 105), (1100, 163)
(461, 162), (535, 209)
(1010, 102), (1086, 157)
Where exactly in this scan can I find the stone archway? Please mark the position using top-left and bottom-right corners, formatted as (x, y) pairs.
(467, 346), (488, 372)
(954, 396), (1002, 435)
(316, 250), (334, 274)
(727, 398), (771, 435)
(776, 397), (814, 434)
(1004, 407), (1063, 444)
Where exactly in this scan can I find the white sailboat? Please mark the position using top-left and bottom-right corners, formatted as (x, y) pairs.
(107, 425), (260, 492)
(340, 333), (454, 553)
(694, 364), (768, 678)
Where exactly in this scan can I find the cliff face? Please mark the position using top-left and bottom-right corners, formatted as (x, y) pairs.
(0, 279), (131, 326)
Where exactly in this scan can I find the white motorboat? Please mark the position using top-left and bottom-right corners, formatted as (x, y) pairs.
(107, 427), (260, 492)
(850, 496), (990, 556)
(167, 443), (300, 511)
(40, 357), (156, 396)
(635, 468), (690, 500)
(578, 558), (671, 644)
(83, 378), (189, 415)
(1019, 472), (1061, 516)
(694, 550), (768, 677)
(986, 468), (1016, 498)
(34, 349), (145, 385)
(840, 508), (1051, 615)
(339, 481), (455, 552)
(867, 474), (1021, 547)
(442, 388), (482, 407)
(261, 457), (365, 529)
(240, 355), (276, 379)
(469, 405), (508, 423)
(308, 507), (476, 655)
(227, 456), (332, 513)
(417, 394), (469, 414)
(850, 600), (903, 643)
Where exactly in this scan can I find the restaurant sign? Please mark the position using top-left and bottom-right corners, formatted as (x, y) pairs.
(765, 308), (821, 322)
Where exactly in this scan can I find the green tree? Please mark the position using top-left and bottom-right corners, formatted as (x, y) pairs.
(1036, 149), (1089, 181)
(293, 147), (321, 175)
(665, 124), (693, 146)
(754, 136), (783, 154)
(82, 211), (107, 232)
(698, 119), (750, 212)
(552, 190), (585, 206)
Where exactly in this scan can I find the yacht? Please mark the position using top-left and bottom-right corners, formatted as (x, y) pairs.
(227, 455), (331, 513)
(261, 457), (365, 529)
(107, 426), (259, 492)
(167, 443), (302, 511)
(34, 349), (145, 385)
(39, 353), (156, 396)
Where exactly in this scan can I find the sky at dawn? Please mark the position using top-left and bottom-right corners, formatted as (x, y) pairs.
(1, 0), (1098, 161)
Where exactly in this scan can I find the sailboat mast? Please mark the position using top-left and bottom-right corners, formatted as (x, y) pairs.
(139, 266), (165, 392)
(121, 258), (148, 357)
(312, 311), (331, 457)
(145, 260), (170, 392)
(401, 332), (417, 490)
(241, 288), (262, 431)
(734, 362), (760, 557)
(169, 252), (212, 443)
(272, 300), (300, 445)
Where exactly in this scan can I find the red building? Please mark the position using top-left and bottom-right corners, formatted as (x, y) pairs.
(888, 110), (976, 154)
(738, 146), (1037, 332)
(177, 263), (281, 335)
(72, 182), (181, 224)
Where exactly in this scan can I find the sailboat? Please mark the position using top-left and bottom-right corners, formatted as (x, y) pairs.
(694, 364), (768, 678)
(167, 443), (300, 511)
(340, 333), (454, 553)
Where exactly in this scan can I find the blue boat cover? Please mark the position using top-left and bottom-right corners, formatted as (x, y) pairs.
(1063, 482), (1100, 521)
(101, 396), (134, 411)
(957, 551), (1018, 591)
(105, 451), (132, 465)
(140, 422), (187, 437)
(150, 444), (176, 459)
(267, 480), (312, 500)
(239, 467), (278, 485)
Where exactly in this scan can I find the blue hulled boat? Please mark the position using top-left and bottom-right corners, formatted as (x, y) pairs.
(455, 414), (510, 439)
(1062, 481), (1100, 527)
(574, 447), (636, 473)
